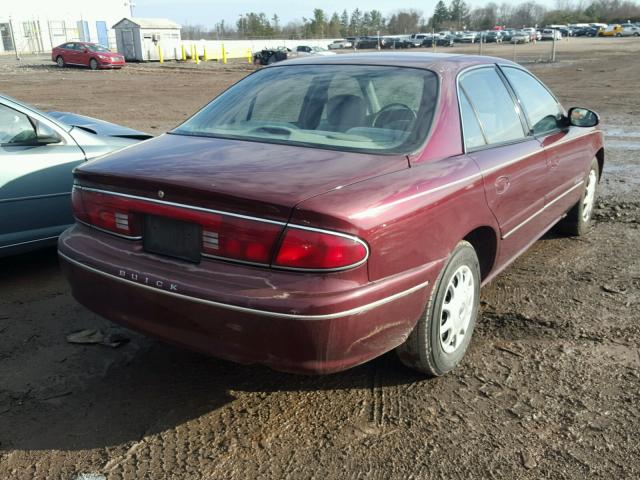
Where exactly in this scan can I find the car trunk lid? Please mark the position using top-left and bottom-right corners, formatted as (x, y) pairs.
(73, 133), (409, 222)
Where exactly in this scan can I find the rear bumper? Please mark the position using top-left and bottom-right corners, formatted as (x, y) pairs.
(58, 225), (438, 374)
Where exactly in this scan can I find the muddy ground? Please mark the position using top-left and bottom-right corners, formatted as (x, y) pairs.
(0, 38), (639, 479)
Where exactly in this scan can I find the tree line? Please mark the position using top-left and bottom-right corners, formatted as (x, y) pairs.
(181, 0), (640, 40)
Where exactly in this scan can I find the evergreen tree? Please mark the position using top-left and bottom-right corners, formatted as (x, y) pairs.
(329, 12), (342, 37)
(449, 0), (470, 29)
(350, 8), (362, 36)
(432, 1), (450, 29)
(340, 9), (349, 37)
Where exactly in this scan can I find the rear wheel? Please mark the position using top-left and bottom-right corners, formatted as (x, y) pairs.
(89, 58), (98, 70)
(56, 56), (65, 68)
(556, 158), (599, 236)
(396, 241), (480, 376)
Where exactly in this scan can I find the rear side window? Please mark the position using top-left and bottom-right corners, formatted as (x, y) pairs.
(459, 89), (486, 149)
(501, 67), (563, 135)
(459, 67), (525, 145)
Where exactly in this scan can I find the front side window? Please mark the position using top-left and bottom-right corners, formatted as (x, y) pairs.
(501, 67), (563, 135)
(459, 67), (526, 145)
(87, 44), (110, 52)
(0, 104), (36, 145)
(173, 65), (438, 154)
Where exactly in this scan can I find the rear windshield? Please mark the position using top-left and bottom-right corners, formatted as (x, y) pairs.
(172, 64), (439, 155)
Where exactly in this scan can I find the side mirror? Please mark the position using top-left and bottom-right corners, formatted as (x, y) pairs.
(568, 107), (599, 128)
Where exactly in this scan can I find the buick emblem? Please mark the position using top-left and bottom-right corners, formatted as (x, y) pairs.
(158, 190), (165, 199)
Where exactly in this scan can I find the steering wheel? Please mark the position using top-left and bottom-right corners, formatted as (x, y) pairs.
(373, 103), (417, 129)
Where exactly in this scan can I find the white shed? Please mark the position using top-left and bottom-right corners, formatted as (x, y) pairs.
(113, 17), (181, 61)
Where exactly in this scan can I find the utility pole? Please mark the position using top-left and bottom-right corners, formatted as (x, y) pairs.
(9, 18), (19, 61)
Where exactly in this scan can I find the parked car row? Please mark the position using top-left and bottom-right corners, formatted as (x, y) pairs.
(326, 22), (639, 52)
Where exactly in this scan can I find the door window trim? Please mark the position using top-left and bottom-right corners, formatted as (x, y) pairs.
(455, 64), (531, 154)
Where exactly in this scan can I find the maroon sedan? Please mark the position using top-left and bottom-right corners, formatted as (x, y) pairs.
(59, 53), (604, 375)
(52, 42), (125, 70)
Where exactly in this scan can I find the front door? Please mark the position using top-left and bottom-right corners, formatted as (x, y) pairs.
(0, 101), (85, 252)
(500, 66), (590, 224)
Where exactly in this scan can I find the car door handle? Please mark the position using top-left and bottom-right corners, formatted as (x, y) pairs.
(495, 176), (510, 195)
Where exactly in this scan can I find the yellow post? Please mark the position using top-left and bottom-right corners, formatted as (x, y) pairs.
(222, 43), (227, 64)
(181, 44), (186, 61)
(204, 45), (208, 61)
(157, 44), (163, 64)
(247, 48), (252, 64)
(194, 44), (200, 64)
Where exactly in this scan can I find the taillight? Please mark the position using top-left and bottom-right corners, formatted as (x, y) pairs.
(72, 187), (142, 237)
(72, 187), (368, 270)
(273, 227), (368, 270)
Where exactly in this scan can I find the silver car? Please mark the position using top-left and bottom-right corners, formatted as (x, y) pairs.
(0, 94), (151, 256)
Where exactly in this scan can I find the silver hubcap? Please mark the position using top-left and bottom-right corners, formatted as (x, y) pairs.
(57, 58), (63, 67)
(582, 169), (597, 222)
(439, 265), (475, 354)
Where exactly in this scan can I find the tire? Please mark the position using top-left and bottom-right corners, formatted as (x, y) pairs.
(89, 58), (99, 70)
(556, 158), (599, 236)
(396, 241), (481, 376)
(56, 56), (65, 68)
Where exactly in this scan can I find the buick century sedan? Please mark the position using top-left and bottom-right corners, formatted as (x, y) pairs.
(59, 53), (604, 375)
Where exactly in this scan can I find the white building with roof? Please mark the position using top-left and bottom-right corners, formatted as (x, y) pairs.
(0, 0), (131, 55)
(112, 18), (182, 61)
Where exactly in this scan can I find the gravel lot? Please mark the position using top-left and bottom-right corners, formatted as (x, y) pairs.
(0, 38), (639, 479)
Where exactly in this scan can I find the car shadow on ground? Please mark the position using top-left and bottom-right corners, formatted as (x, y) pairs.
(0, 249), (426, 452)
(0, 226), (571, 453)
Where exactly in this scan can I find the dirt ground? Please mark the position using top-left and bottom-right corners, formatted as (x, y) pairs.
(0, 38), (639, 479)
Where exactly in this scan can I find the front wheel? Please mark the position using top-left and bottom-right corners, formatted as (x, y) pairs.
(89, 58), (98, 70)
(556, 158), (599, 236)
(56, 56), (65, 68)
(396, 241), (480, 376)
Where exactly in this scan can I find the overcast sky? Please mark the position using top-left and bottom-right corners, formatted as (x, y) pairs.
(133, 0), (557, 27)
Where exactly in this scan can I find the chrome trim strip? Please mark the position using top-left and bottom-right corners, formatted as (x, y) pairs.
(201, 253), (269, 268)
(0, 192), (70, 203)
(58, 251), (429, 321)
(502, 181), (584, 239)
(350, 172), (483, 219)
(0, 235), (59, 249)
(75, 186), (287, 226)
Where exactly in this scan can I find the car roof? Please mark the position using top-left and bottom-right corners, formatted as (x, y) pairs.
(275, 52), (517, 74)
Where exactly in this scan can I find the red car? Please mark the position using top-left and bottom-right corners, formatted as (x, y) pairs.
(59, 53), (603, 375)
(52, 42), (125, 70)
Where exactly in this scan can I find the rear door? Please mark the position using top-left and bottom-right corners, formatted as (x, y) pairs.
(458, 66), (549, 259)
(62, 42), (78, 64)
(0, 99), (85, 252)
